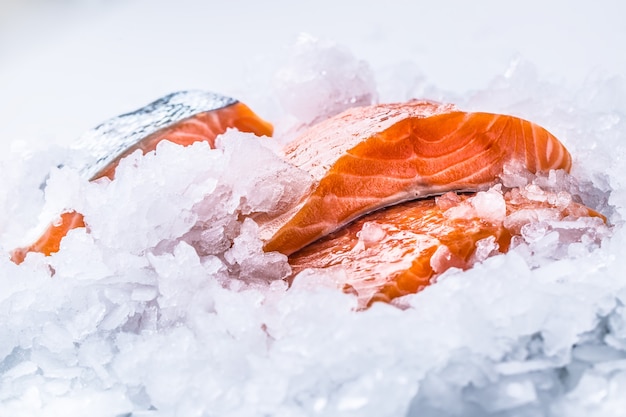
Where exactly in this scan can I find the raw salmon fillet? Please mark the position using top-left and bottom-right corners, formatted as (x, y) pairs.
(288, 187), (605, 309)
(11, 91), (272, 264)
(262, 100), (572, 256)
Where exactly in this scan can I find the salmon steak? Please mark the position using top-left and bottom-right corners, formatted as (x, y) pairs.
(261, 100), (572, 256)
(288, 187), (606, 309)
(11, 91), (273, 264)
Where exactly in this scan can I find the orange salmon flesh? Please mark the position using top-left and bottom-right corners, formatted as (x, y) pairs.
(11, 211), (85, 265)
(262, 101), (572, 256)
(288, 189), (605, 309)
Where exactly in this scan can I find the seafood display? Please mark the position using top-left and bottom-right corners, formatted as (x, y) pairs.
(11, 91), (605, 308)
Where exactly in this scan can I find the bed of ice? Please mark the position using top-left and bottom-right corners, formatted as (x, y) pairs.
(1, 1), (626, 416)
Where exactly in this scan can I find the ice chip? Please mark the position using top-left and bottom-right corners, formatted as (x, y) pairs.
(471, 187), (506, 222)
(523, 183), (549, 202)
(466, 376), (539, 412)
(225, 218), (291, 282)
(572, 344), (626, 363)
(356, 221), (386, 249)
(521, 221), (550, 243)
(564, 371), (609, 406)
(435, 192), (462, 210)
(217, 133), (313, 216)
(66, 303), (107, 341)
(471, 236), (500, 264)
(430, 245), (465, 274)
(504, 208), (561, 235)
(553, 190), (573, 207)
(337, 394), (369, 411)
(274, 34), (377, 124)
(443, 200), (476, 220)
(39, 322), (75, 354)
(608, 302), (626, 351)
(499, 161), (534, 188)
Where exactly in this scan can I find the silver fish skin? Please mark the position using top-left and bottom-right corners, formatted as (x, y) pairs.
(71, 90), (237, 180)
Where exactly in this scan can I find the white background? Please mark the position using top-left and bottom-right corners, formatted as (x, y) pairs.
(1, 0), (625, 149)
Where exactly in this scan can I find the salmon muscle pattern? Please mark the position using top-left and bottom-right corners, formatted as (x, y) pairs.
(262, 101), (572, 255)
(11, 91), (273, 264)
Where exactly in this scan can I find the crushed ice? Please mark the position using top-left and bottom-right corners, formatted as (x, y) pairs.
(1, 38), (626, 417)
(273, 34), (378, 143)
(355, 221), (387, 250)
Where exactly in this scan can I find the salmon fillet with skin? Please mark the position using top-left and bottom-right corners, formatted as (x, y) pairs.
(78, 91), (273, 181)
(288, 188), (606, 309)
(262, 100), (572, 256)
(77, 91), (273, 181)
(11, 91), (273, 264)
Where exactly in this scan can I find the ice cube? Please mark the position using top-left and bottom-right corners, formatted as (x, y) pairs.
(274, 34), (377, 124)
(471, 187), (506, 222)
(357, 221), (386, 248)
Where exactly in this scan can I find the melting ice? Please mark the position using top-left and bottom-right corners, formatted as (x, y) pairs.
(1, 36), (626, 417)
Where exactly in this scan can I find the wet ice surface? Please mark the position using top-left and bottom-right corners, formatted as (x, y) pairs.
(2, 36), (626, 417)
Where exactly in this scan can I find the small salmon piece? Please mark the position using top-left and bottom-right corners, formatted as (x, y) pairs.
(262, 101), (572, 255)
(11, 211), (85, 265)
(288, 190), (605, 309)
(11, 91), (272, 264)
(90, 99), (273, 180)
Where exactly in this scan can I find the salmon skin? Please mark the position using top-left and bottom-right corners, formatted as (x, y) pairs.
(11, 91), (273, 264)
(288, 188), (606, 309)
(75, 90), (273, 180)
(262, 100), (572, 256)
